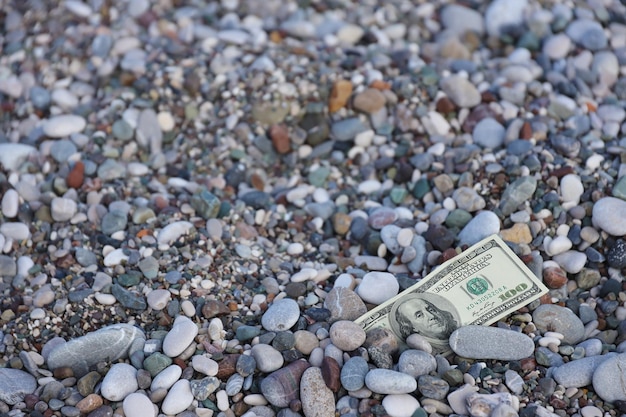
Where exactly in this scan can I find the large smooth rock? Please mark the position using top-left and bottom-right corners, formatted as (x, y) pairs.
(553, 354), (617, 388)
(365, 369), (417, 394)
(260, 360), (310, 407)
(532, 304), (585, 345)
(449, 326), (535, 360)
(162, 316), (198, 357)
(0, 144), (37, 171)
(592, 353), (626, 402)
(100, 363), (138, 401)
(592, 197), (626, 236)
(47, 323), (144, 377)
(0, 368), (37, 405)
(300, 367), (335, 417)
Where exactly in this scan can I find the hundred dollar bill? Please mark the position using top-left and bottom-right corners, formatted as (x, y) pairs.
(355, 234), (548, 354)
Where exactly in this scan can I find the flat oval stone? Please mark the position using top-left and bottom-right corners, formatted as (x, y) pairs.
(43, 114), (87, 138)
(449, 326), (534, 360)
(261, 298), (300, 331)
(47, 324), (144, 377)
(357, 272), (399, 305)
(251, 344), (284, 373)
(553, 354), (617, 388)
(123, 393), (156, 417)
(151, 365), (182, 391)
(329, 321), (366, 351)
(162, 316), (198, 357)
(300, 367), (335, 417)
(365, 369), (417, 394)
(398, 349), (437, 378)
(0, 368), (37, 405)
(340, 356), (369, 391)
(592, 197), (626, 236)
(382, 394), (421, 417)
(592, 353), (626, 402)
(260, 360), (310, 407)
(324, 287), (367, 323)
(532, 304), (585, 344)
(161, 379), (194, 415)
(100, 363), (138, 401)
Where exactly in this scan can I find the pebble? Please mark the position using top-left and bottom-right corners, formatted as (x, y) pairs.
(100, 363), (138, 401)
(324, 287), (367, 322)
(592, 353), (626, 402)
(0, 144), (37, 171)
(485, 0), (527, 36)
(43, 115), (87, 138)
(260, 360), (310, 407)
(560, 174), (584, 205)
(157, 221), (195, 245)
(532, 305), (585, 344)
(553, 354), (616, 388)
(151, 365), (182, 391)
(0, 222), (31, 241)
(499, 176), (537, 216)
(473, 118), (505, 149)
(357, 272), (399, 305)
(449, 326), (535, 360)
(1, 189), (19, 218)
(123, 393), (156, 417)
(47, 324), (144, 377)
(162, 316), (198, 357)
(341, 356), (369, 391)
(365, 369), (417, 394)
(552, 250), (587, 274)
(398, 350), (437, 378)
(382, 394), (421, 417)
(592, 197), (626, 236)
(458, 211), (501, 246)
(261, 298), (300, 331)
(0, 368), (37, 405)
(440, 75), (481, 108)
(300, 367), (336, 417)
(329, 321), (366, 351)
(251, 344), (284, 373)
(50, 197), (78, 222)
(161, 379), (194, 415)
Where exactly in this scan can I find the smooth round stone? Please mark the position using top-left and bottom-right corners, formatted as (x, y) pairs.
(251, 344), (284, 373)
(552, 250), (587, 274)
(449, 326), (534, 360)
(51, 197), (77, 222)
(260, 360), (310, 407)
(406, 334), (433, 354)
(560, 174), (584, 204)
(0, 222), (30, 241)
(473, 118), (505, 149)
(101, 210), (128, 235)
(123, 393), (156, 417)
(440, 75), (480, 108)
(151, 365), (182, 391)
(382, 394), (420, 417)
(341, 356), (369, 391)
(47, 324), (144, 377)
(30, 86), (51, 109)
(553, 354), (616, 388)
(592, 197), (626, 236)
(0, 368), (37, 405)
(261, 298), (300, 331)
(380, 225), (402, 255)
(300, 367), (335, 417)
(329, 321), (366, 351)
(452, 187), (486, 212)
(418, 375), (450, 400)
(533, 304), (585, 344)
(100, 363), (138, 401)
(458, 211), (500, 246)
(294, 331), (319, 355)
(543, 34), (571, 60)
(192, 355), (218, 376)
(236, 355), (257, 377)
(161, 379), (194, 415)
(566, 19), (607, 50)
(592, 353), (626, 402)
(365, 369), (417, 394)
(324, 287), (367, 323)
(499, 176), (537, 216)
(162, 316), (198, 357)
(1, 189), (19, 218)
(547, 236), (572, 256)
(0, 144), (37, 171)
(157, 221), (195, 245)
(43, 115), (87, 138)
(50, 138), (77, 162)
(485, 0), (527, 37)
(146, 290), (170, 311)
(357, 272), (399, 305)
(440, 4), (484, 36)
(398, 350), (437, 378)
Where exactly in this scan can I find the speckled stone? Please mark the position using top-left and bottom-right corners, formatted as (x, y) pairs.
(532, 305), (585, 344)
(300, 367), (335, 417)
(449, 326), (534, 360)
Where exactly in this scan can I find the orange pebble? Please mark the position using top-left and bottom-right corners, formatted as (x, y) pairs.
(66, 161), (84, 189)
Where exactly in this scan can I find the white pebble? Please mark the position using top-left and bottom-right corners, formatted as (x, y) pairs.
(95, 293), (117, 305)
(1, 189), (19, 218)
(147, 289), (171, 311)
(397, 228), (414, 247)
(216, 390), (229, 411)
(287, 243), (304, 255)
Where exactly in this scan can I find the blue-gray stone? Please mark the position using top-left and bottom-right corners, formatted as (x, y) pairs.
(473, 118), (505, 149)
(499, 176), (537, 215)
(398, 350), (437, 378)
(111, 284), (147, 311)
(418, 375), (449, 400)
(449, 326), (535, 360)
(0, 368), (37, 405)
(535, 346), (564, 367)
(47, 323), (144, 377)
(331, 117), (368, 141)
(91, 34), (113, 57)
(507, 140), (532, 155)
(50, 140), (77, 163)
(112, 119), (134, 141)
(240, 191), (272, 210)
(340, 356), (369, 391)
(191, 190), (221, 219)
(532, 304), (585, 344)
(101, 210), (128, 235)
(30, 86), (51, 109)
(74, 248), (97, 267)
(553, 353), (616, 388)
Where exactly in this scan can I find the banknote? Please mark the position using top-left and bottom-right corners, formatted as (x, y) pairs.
(355, 234), (549, 354)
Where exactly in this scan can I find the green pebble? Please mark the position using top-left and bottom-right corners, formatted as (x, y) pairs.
(412, 178), (430, 199)
(143, 352), (172, 377)
(112, 119), (134, 141)
(445, 209), (472, 228)
(308, 166), (330, 187)
(117, 271), (142, 287)
(612, 176), (626, 200)
(230, 149), (246, 160)
(185, 104), (199, 120)
(442, 368), (463, 386)
(390, 187), (408, 204)
(411, 408), (428, 417)
(191, 190), (221, 219)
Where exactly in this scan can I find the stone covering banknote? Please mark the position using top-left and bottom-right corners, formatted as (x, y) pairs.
(355, 234), (549, 354)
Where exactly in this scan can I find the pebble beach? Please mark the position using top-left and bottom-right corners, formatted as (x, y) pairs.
(1, 0), (626, 416)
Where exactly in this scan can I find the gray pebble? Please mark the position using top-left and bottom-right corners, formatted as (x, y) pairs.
(449, 326), (534, 360)
(532, 304), (585, 344)
(553, 353), (616, 388)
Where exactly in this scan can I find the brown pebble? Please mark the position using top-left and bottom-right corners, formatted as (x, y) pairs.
(369, 79), (391, 90)
(76, 393), (103, 414)
(217, 354), (240, 380)
(353, 88), (386, 114)
(543, 266), (568, 289)
(436, 96), (456, 114)
(87, 405), (114, 417)
(363, 327), (399, 354)
(441, 248), (458, 262)
(520, 121), (533, 139)
(320, 357), (341, 392)
(328, 79), (353, 113)
(67, 161), (84, 189)
(520, 357), (537, 371)
(24, 394), (39, 409)
(269, 124), (291, 154)
(77, 371), (101, 397)
(53, 366), (74, 379)
(332, 212), (352, 235)
(202, 300), (231, 319)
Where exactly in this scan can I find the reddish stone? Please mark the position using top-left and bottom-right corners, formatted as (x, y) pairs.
(436, 96), (456, 114)
(441, 248), (458, 262)
(543, 267), (568, 289)
(520, 121), (533, 139)
(202, 300), (230, 319)
(67, 161), (84, 189)
(76, 394), (103, 414)
(320, 357), (341, 392)
(269, 124), (291, 154)
(328, 79), (353, 113)
(217, 354), (240, 380)
(53, 366), (74, 379)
